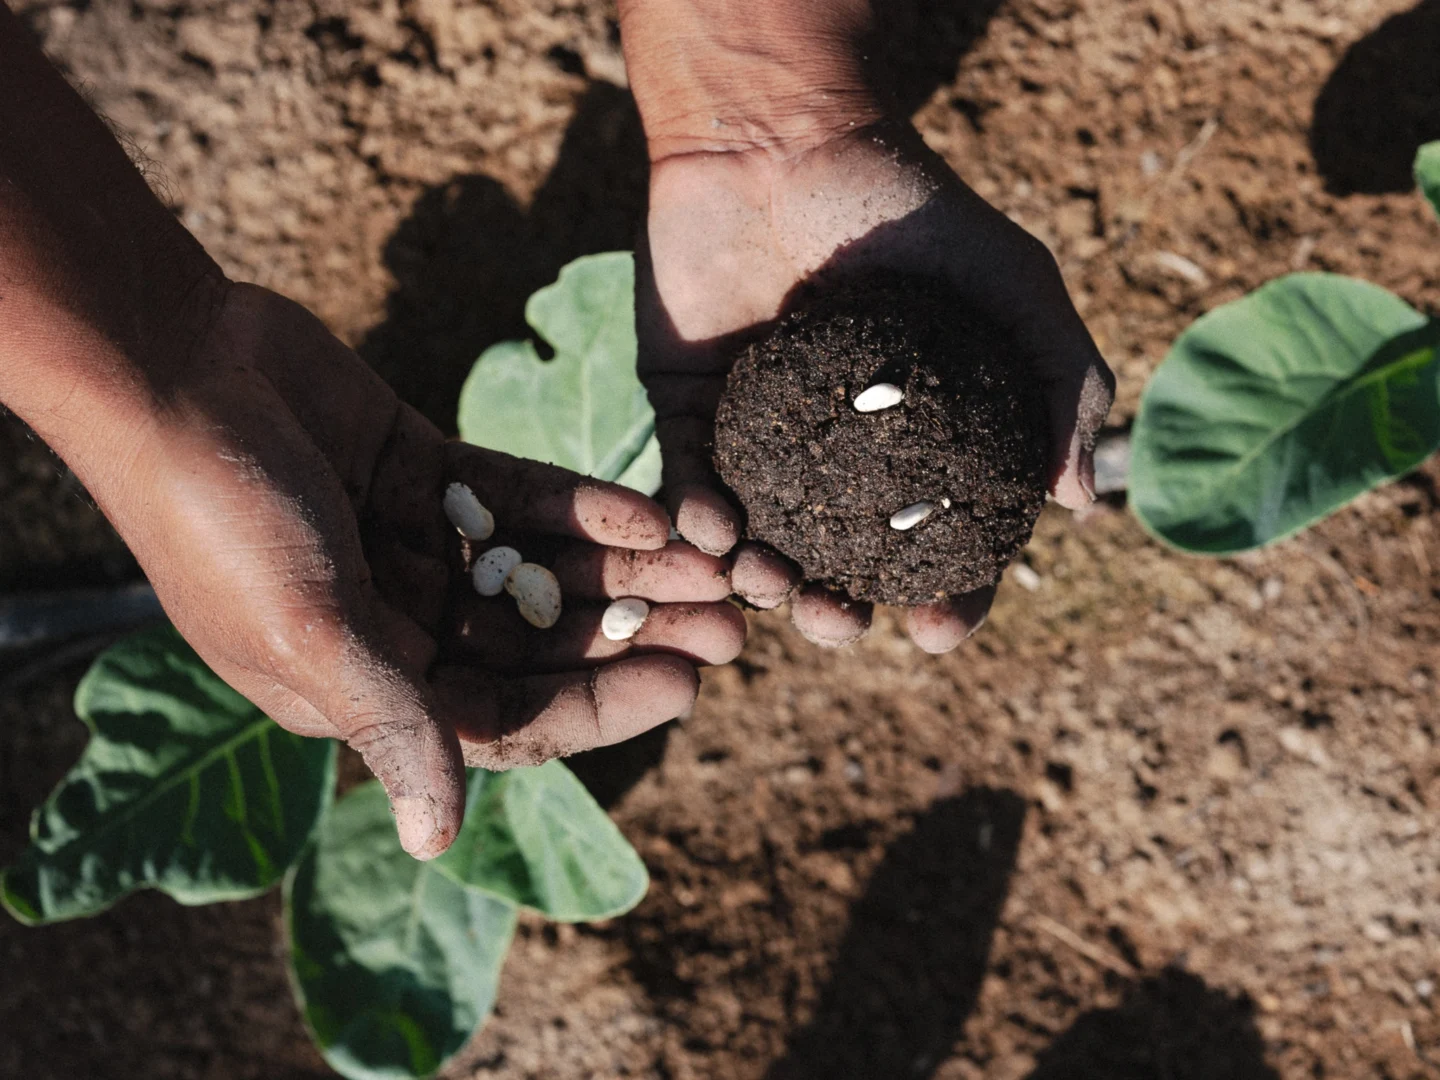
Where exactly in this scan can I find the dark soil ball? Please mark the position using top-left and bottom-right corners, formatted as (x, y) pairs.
(713, 273), (1050, 607)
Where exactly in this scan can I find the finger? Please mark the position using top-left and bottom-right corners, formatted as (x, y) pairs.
(240, 591), (465, 861)
(445, 442), (670, 549)
(654, 414), (742, 556)
(318, 599), (465, 861)
(731, 543), (801, 609)
(551, 540), (732, 602)
(1044, 359), (1114, 509)
(790, 585), (872, 648)
(435, 654), (700, 769)
(452, 595), (746, 668)
(904, 586), (996, 654)
(982, 241), (1114, 510)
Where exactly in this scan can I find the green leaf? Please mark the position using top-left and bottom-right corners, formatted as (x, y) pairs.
(457, 252), (659, 492)
(286, 781), (517, 1080)
(432, 761), (649, 922)
(1130, 273), (1440, 554)
(1417, 141), (1440, 222)
(1, 624), (336, 924)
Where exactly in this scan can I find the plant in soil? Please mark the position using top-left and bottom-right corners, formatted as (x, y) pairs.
(713, 272), (1050, 606)
(1, 254), (659, 1080)
(1129, 142), (1440, 554)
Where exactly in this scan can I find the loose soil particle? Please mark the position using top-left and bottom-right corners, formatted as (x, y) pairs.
(714, 275), (1049, 605)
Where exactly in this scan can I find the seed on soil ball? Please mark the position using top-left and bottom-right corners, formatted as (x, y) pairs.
(601, 598), (650, 641)
(472, 546), (523, 597)
(505, 563), (562, 629)
(443, 482), (495, 540)
(853, 383), (904, 413)
(889, 501), (937, 531)
(712, 273), (1051, 605)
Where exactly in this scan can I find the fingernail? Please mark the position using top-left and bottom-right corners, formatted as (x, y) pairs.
(1079, 454), (1097, 503)
(394, 795), (439, 859)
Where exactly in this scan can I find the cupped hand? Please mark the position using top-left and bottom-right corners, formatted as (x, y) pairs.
(104, 282), (742, 858)
(637, 121), (1114, 652)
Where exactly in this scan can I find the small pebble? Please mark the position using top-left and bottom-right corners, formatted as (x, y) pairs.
(853, 383), (905, 413)
(889, 501), (936, 531)
(472, 546), (523, 597)
(1011, 563), (1042, 591)
(601, 598), (650, 641)
(505, 563), (562, 629)
(443, 482), (495, 540)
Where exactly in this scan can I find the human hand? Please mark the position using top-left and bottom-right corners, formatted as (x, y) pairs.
(620, 1), (1114, 652)
(74, 283), (743, 859)
(0, 10), (739, 861)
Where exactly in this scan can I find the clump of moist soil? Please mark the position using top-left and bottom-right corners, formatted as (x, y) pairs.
(713, 273), (1049, 606)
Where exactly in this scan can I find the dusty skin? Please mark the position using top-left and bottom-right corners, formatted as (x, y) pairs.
(2, 1), (1439, 1078)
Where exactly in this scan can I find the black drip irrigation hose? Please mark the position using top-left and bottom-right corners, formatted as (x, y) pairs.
(0, 582), (164, 695)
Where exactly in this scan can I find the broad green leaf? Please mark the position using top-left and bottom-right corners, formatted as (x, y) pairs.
(615, 432), (663, 494)
(1, 624), (336, 924)
(1417, 141), (1440, 222)
(1130, 273), (1440, 554)
(286, 781), (518, 1080)
(458, 252), (659, 492)
(432, 762), (649, 922)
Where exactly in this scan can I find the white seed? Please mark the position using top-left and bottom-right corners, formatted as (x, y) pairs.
(443, 482), (495, 540)
(472, 546), (523, 597)
(853, 383), (904, 413)
(940, 497), (952, 509)
(889, 501), (937, 531)
(601, 598), (650, 641)
(505, 563), (563, 629)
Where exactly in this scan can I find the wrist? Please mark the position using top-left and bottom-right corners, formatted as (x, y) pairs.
(618, 0), (885, 160)
(0, 252), (230, 497)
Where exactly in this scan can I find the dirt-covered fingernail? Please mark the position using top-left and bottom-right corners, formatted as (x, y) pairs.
(393, 795), (441, 859)
(791, 586), (871, 648)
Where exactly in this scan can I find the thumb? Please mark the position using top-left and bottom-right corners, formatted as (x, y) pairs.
(340, 680), (467, 860)
(318, 600), (466, 860)
(218, 597), (468, 861)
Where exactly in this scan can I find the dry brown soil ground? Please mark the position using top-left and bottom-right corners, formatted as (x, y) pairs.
(2, 1), (1439, 1077)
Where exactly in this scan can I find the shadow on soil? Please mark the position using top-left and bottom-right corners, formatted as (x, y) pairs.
(760, 790), (1278, 1079)
(763, 787), (1025, 1079)
(1310, 0), (1440, 195)
(357, 78), (649, 429)
(1026, 968), (1280, 1080)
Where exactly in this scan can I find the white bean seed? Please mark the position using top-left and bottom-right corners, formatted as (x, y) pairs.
(505, 563), (563, 629)
(601, 598), (650, 641)
(889, 501), (937, 531)
(472, 546), (523, 597)
(443, 482), (495, 540)
(853, 383), (904, 413)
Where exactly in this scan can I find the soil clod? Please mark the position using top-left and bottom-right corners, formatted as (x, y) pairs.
(714, 274), (1050, 605)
